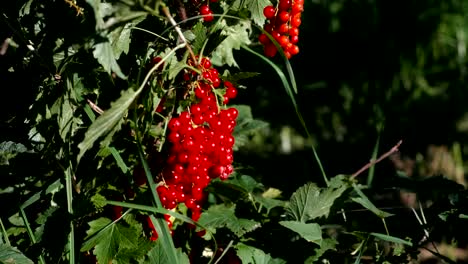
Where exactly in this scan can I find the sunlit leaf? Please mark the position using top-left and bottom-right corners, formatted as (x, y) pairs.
(0, 142), (28, 166)
(286, 177), (349, 222)
(93, 41), (126, 79)
(246, 0), (272, 26)
(212, 21), (252, 67)
(279, 221), (322, 244)
(191, 22), (208, 54)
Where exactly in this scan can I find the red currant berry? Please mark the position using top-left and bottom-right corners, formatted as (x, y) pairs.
(208, 165), (225, 178)
(225, 86), (238, 99)
(263, 6), (276, 19)
(278, 11), (290, 23)
(200, 4), (210, 15)
(264, 43), (277, 57)
(279, 0), (292, 10)
(259, 33), (270, 44)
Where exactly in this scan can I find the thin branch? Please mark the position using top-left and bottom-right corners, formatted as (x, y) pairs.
(351, 140), (402, 179)
(161, 6), (197, 64)
(87, 99), (104, 115)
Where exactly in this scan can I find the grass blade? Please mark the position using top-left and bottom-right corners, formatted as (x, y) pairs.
(367, 134), (381, 187)
(241, 45), (328, 186)
(370, 232), (413, 246)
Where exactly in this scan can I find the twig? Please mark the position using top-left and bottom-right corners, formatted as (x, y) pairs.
(161, 6), (197, 64)
(351, 140), (402, 179)
(87, 99), (104, 115)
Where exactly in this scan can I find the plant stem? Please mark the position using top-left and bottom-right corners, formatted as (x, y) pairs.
(65, 165), (75, 264)
(0, 217), (10, 246)
(351, 140), (402, 179)
(20, 207), (46, 264)
(213, 240), (234, 264)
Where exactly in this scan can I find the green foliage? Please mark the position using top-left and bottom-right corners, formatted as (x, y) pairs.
(304, 239), (338, 263)
(279, 221), (322, 244)
(77, 86), (141, 162)
(235, 243), (286, 264)
(285, 176), (349, 222)
(81, 217), (140, 264)
(197, 204), (260, 237)
(351, 184), (394, 218)
(0, 142), (28, 166)
(0, 244), (33, 264)
(142, 240), (189, 264)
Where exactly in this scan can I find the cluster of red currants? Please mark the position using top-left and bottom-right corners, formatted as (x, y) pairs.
(259, 0), (304, 59)
(190, 0), (218, 22)
(148, 56), (238, 240)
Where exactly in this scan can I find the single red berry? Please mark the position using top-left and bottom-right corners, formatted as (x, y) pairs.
(292, 3), (304, 14)
(264, 43), (277, 57)
(290, 35), (299, 44)
(278, 23), (289, 34)
(289, 27), (299, 36)
(199, 4), (210, 15)
(291, 16), (301, 27)
(208, 165), (225, 178)
(263, 6), (276, 19)
(203, 11), (214, 22)
(278, 35), (290, 48)
(279, 0), (292, 10)
(288, 44), (300, 55)
(226, 86), (238, 99)
(278, 11), (290, 23)
(202, 58), (212, 69)
(264, 23), (274, 33)
(258, 33), (270, 44)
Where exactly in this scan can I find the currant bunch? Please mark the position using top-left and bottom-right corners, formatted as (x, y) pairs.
(152, 56), (238, 239)
(259, 0), (304, 59)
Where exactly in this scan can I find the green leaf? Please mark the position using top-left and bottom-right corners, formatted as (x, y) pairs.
(80, 217), (139, 264)
(190, 22), (208, 54)
(77, 86), (140, 162)
(197, 204), (260, 237)
(143, 240), (189, 264)
(246, 0), (272, 26)
(351, 184), (393, 218)
(0, 142), (28, 166)
(19, 0), (33, 16)
(304, 238), (338, 263)
(370, 233), (413, 246)
(109, 23), (132, 60)
(227, 175), (262, 194)
(93, 41), (126, 79)
(212, 21), (252, 67)
(286, 177), (349, 222)
(235, 243), (286, 264)
(86, 0), (112, 29)
(90, 193), (107, 210)
(279, 221), (322, 244)
(0, 244), (34, 264)
(254, 195), (286, 214)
